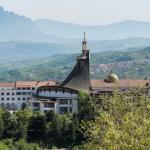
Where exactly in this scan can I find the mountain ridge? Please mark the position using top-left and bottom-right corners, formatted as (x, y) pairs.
(1, 6), (150, 42)
(1, 37), (150, 62)
(0, 7), (64, 43)
(35, 19), (150, 40)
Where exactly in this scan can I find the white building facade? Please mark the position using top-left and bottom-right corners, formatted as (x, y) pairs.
(28, 86), (78, 114)
(0, 81), (53, 110)
(0, 81), (78, 114)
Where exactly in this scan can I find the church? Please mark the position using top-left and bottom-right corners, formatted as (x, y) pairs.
(28, 33), (90, 113)
(28, 33), (150, 113)
(0, 34), (149, 113)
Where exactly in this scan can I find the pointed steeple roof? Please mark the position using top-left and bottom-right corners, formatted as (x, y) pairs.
(61, 33), (90, 91)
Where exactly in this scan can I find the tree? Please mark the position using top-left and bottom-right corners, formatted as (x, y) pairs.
(15, 109), (33, 140)
(1, 139), (14, 150)
(46, 114), (74, 147)
(15, 139), (40, 150)
(28, 112), (46, 142)
(0, 142), (9, 150)
(78, 91), (97, 121)
(45, 110), (55, 122)
(3, 114), (19, 140)
(70, 113), (80, 146)
(0, 118), (4, 138)
(79, 92), (150, 149)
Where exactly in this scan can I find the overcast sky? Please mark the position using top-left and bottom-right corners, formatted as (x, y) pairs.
(0, 0), (150, 25)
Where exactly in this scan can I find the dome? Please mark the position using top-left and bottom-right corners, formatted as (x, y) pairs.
(105, 72), (119, 83)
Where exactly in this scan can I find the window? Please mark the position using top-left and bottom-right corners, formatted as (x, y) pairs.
(7, 93), (10, 95)
(60, 107), (68, 114)
(12, 98), (15, 100)
(44, 103), (54, 108)
(1, 98), (4, 101)
(17, 92), (21, 95)
(32, 87), (35, 90)
(18, 98), (20, 101)
(59, 100), (68, 105)
(27, 92), (31, 95)
(1, 93), (4, 95)
(70, 100), (72, 104)
(33, 103), (40, 107)
(69, 108), (72, 113)
(7, 98), (10, 101)
(12, 93), (15, 96)
(22, 98), (26, 101)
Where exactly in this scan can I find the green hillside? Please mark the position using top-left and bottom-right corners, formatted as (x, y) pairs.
(0, 47), (150, 81)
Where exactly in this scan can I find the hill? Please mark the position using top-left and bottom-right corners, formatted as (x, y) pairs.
(35, 19), (150, 40)
(1, 7), (150, 42)
(1, 38), (150, 62)
(1, 6), (150, 59)
(0, 7), (62, 42)
(0, 47), (149, 81)
(0, 41), (74, 62)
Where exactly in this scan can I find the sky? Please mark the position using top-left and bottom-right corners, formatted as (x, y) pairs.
(0, 0), (150, 25)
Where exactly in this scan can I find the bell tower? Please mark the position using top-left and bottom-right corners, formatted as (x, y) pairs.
(82, 32), (87, 51)
(61, 33), (90, 91)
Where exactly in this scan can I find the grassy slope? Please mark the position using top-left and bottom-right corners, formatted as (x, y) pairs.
(0, 47), (150, 81)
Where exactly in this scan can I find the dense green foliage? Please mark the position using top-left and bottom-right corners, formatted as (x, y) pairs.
(0, 108), (81, 149)
(0, 47), (150, 81)
(78, 92), (150, 150)
(0, 91), (150, 149)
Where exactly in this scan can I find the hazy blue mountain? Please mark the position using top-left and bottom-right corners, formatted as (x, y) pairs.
(0, 41), (75, 62)
(1, 6), (150, 63)
(1, 6), (150, 43)
(0, 7), (63, 42)
(1, 37), (150, 63)
(35, 19), (150, 40)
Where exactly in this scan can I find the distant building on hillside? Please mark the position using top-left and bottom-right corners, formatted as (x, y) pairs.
(0, 33), (149, 113)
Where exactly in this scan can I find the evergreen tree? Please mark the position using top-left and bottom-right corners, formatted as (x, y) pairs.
(28, 112), (46, 142)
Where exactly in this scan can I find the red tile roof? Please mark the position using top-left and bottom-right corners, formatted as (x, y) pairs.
(0, 81), (56, 88)
(0, 82), (15, 87)
(0, 80), (148, 90)
(91, 79), (148, 90)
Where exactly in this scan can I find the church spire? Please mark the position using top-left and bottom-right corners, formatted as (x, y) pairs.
(84, 32), (86, 41)
(61, 33), (90, 91)
(82, 32), (87, 51)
